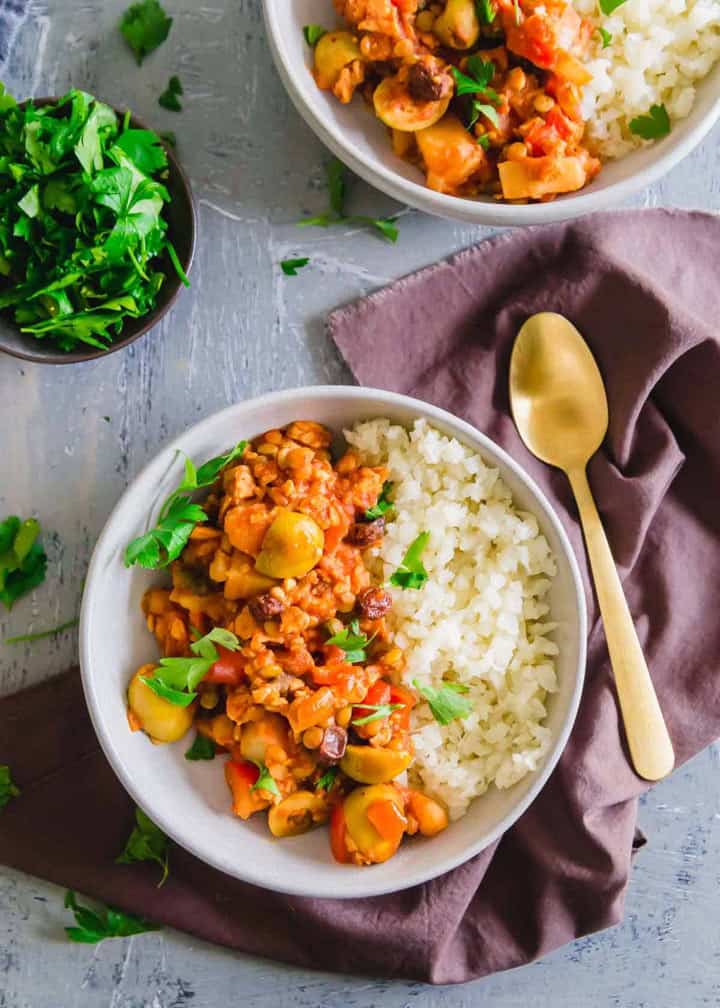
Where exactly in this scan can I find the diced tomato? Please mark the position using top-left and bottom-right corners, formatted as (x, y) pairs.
(389, 683), (416, 732)
(506, 16), (555, 70)
(224, 759), (262, 820)
(330, 803), (350, 863)
(546, 75), (583, 122)
(312, 664), (341, 686)
(367, 800), (407, 847)
(524, 118), (561, 157)
(545, 106), (574, 139)
(204, 645), (246, 686)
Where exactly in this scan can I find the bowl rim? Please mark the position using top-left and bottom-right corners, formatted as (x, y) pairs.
(0, 96), (197, 366)
(262, 0), (720, 227)
(79, 385), (588, 898)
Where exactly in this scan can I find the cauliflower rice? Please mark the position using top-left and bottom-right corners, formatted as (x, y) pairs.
(577, 0), (720, 159)
(347, 419), (559, 821)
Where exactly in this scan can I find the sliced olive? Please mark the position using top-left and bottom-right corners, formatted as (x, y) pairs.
(373, 75), (450, 132)
(343, 784), (405, 863)
(314, 31), (362, 91)
(340, 744), (412, 784)
(255, 509), (324, 579)
(268, 791), (327, 838)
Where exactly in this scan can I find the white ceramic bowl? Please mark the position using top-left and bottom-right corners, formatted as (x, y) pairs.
(263, 0), (720, 227)
(80, 386), (587, 899)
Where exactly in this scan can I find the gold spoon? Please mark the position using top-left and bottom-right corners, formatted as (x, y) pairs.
(509, 312), (674, 781)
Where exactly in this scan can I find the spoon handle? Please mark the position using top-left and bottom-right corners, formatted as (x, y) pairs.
(567, 467), (674, 781)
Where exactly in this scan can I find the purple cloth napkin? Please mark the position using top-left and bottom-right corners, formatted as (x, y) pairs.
(2, 209), (719, 984)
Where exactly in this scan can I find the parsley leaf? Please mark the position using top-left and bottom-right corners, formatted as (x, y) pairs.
(451, 59), (501, 133)
(351, 702), (404, 726)
(597, 26), (613, 47)
(303, 24), (327, 46)
(281, 257), (310, 276)
(413, 679), (473, 725)
(120, 0), (172, 64)
(477, 133), (491, 150)
(326, 619), (375, 664)
(0, 516), (47, 609)
(297, 159), (400, 243)
(116, 807), (169, 886)
(124, 441), (247, 568)
(316, 765), (339, 792)
(185, 733), (216, 760)
(0, 765), (20, 810)
(5, 617), (78, 644)
(476, 0), (495, 23)
(598, 0), (627, 12)
(64, 890), (160, 943)
(365, 481), (394, 520)
(251, 761), (280, 796)
(142, 627), (241, 706)
(629, 104), (671, 140)
(158, 75), (183, 112)
(389, 531), (430, 590)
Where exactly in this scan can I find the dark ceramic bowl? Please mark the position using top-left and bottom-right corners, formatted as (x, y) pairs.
(0, 98), (196, 365)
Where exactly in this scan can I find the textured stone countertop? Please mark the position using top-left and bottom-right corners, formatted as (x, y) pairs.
(1, 2), (719, 1005)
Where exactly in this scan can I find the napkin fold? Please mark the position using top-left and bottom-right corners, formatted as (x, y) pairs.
(0, 0), (28, 65)
(2, 209), (719, 985)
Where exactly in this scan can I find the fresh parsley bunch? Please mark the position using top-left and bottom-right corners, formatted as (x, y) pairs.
(0, 85), (188, 353)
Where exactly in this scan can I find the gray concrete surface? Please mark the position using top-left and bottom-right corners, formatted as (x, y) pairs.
(1, 1), (719, 1005)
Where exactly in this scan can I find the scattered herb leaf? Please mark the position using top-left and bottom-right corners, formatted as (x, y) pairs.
(158, 75), (183, 113)
(124, 441), (247, 568)
(389, 531), (430, 590)
(476, 0), (495, 23)
(251, 761), (280, 796)
(629, 103), (671, 140)
(413, 679), (473, 725)
(597, 26), (613, 47)
(326, 619), (375, 664)
(0, 765), (20, 810)
(0, 516), (47, 610)
(120, 0), (172, 64)
(351, 702), (404, 726)
(281, 257), (310, 276)
(142, 627), (241, 706)
(64, 890), (160, 943)
(297, 159), (399, 243)
(116, 807), (169, 886)
(5, 616), (78, 644)
(477, 133), (490, 149)
(316, 765), (338, 792)
(598, 0), (627, 13)
(303, 24), (327, 46)
(184, 733), (216, 761)
(365, 481), (394, 520)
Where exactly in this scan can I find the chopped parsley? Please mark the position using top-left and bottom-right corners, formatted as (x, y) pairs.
(365, 481), (394, 520)
(0, 516), (47, 610)
(124, 441), (247, 568)
(598, 0), (627, 13)
(450, 57), (501, 131)
(476, 0), (495, 24)
(141, 627), (241, 707)
(251, 761), (280, 796)
(0, 88), (188, 353)
(116, 806), (169, 886)
(0, 765), (20, 810)
(297, 158), (399, 243)
(158, 75), (183, 112)
(389, 531), (430, 590)
(64, 890), (160, 943)
(303, 24), (327, 47)
(316, 765), (339, 792)
(326, 619), (375, 664)
(477, 133), (491, 150)
(597, 26), (613, 48)
(351, 702), (404, 726)
(5, 617), (78, 644)
(629, 104), (671, 140)
(119, 0), (172, 64)
(413, 679), (473, 725)
(185, 733), (216, 761)
(280, 257), (310, 276)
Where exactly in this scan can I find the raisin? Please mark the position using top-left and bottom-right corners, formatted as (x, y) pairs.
(319, 726), (348, 762)
(248, 592), (285, 623)
(357, 586), (393, 619)
(347, 517), (385, 548)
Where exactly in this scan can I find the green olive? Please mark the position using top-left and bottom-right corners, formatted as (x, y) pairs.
(255, 509), (324, 579)
(373, 75), (450, 132)
(343, 785), (405, 863)
(313, 30), (362, 90)
(340, 744), (413, 784)
(433, 0), (481, 49)
(128, 665), (194, 744)
(268, 791), (326, 838)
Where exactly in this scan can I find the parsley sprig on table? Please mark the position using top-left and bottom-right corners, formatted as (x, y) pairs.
(0, 87), (188, 352)
(124, 440), (247, 568)
(629, 104), (671, 140)
(450, 56), (501, 130)
(120, 0), (172, 64)
(142, 627), (241, 707)
(0, 516), (47, 609)
(413, 680), (473, 725)
(280, 257), (310, 276)
(116, 806), (169, 886)
(389, 532), (430, 590)
(0, 765), (20, 810)
(158, 75), (183, 112)
(326, 619), (375, 664)
(64, 890), (160, 943)
(298, 158), (400, 243)
(5, 616), (78, 644)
